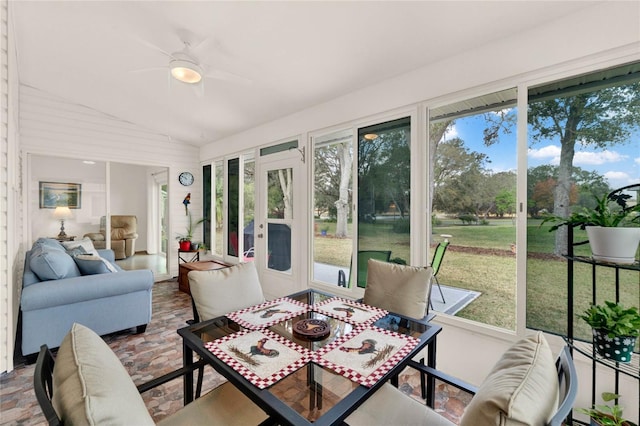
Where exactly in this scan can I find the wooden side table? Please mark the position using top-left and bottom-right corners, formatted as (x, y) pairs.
(178, 260), (229, 294)
(178, 249), (200, 264)
(52, 236), (76, 242)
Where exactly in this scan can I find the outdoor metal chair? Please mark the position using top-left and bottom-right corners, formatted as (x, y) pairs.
(338, 250), (392, 288)
(429, 239), (449, 307)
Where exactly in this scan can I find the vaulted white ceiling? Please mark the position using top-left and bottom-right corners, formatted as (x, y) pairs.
(12, 1), (598, 147)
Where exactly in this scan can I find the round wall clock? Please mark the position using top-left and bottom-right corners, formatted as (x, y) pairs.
(178, 172), (194, 186)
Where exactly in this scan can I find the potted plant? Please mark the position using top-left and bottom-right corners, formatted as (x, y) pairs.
(542, 186), (640, 264)
(175, 213), (206, 251)
(580, 301), (640, 363)
(577, 392), (638, 426)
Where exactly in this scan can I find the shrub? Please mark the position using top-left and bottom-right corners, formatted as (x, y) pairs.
(392, 219), (411, 233)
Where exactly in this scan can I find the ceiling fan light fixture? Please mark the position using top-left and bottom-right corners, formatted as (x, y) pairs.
(170, 59), (202, 84)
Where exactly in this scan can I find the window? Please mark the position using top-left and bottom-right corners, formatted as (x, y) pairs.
(243, 153), (255, 261)
(312, 129), (354, 284)
(357, 117), (411, 283)
(526, 62), (640, 339)
(428, 89), (518, 330)
(203, 160), (224, 257)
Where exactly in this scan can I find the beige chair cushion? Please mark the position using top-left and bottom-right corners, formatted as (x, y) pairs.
(346, 383), (455, 426)
(363, 259), (432, 319)
(52, 323), (154, 425)
(157, 381), (268, 426)
(189, 261), (266, 321)
(459, 331), (559, 426)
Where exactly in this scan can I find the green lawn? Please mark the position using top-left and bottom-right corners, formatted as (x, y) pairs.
(313, 218), (639, 341)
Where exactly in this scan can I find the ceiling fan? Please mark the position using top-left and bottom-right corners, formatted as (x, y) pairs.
(131, 35), (252, 88)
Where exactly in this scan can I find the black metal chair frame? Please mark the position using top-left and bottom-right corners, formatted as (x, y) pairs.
(34, 344), (207, 426)
(412, 345), (578, 426)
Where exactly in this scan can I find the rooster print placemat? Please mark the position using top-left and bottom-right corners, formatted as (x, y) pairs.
(205, 329), (311, 389)
(312, 326), (419, 387)
(313, 297), (388, 326)
(226, 297), (310, 330)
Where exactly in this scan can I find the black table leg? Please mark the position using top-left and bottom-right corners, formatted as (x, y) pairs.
(425, 337), (437, 408)
(183, 341), (194, 405)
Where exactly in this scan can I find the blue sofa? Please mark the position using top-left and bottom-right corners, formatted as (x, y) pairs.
(20, 238), (153, 356)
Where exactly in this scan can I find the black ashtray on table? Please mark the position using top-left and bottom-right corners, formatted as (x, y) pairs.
(293, 319), (330, 340)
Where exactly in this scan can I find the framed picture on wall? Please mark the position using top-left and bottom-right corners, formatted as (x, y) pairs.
(39, 181), (82, 209)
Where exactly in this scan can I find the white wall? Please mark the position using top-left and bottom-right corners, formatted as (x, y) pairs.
(1, 0), (22, 374)
(27, 157), (154, 252)
(29, 155), (106, 241)
(109, 162), (150, 252)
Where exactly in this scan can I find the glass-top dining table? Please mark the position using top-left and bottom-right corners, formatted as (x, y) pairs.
(178, 289), (442, 426)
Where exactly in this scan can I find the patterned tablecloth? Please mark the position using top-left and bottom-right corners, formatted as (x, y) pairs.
(312, 326), (420, 387)
(226, 297), (310, 330)
(204, 329), (312, 389)
(313, 297), (388, 325)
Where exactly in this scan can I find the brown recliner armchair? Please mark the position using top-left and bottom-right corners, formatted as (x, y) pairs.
(85, 215), (138, 260)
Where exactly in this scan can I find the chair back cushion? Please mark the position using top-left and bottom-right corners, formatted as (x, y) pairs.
(110, 215), (137, 240)
(459, 331), (559, 426)
(363, 259), (432, 319)
(52, 323), (154, 425)
(189, 262), (266, 321)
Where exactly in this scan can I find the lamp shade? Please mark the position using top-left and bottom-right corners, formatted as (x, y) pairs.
(53, 206), (72, 219)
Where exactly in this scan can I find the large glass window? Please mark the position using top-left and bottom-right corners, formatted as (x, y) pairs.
(227, 158), (240, 257)
(203, 160), (224, 257)
(428, 89), (518, 329)
(312, 129), (354, 285)
(356, 117), (411, 286)
(243, 154), (255, 261)
(526, 63), (640, 339)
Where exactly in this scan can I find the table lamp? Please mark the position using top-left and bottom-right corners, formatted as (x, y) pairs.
(53, 206), (72, 238)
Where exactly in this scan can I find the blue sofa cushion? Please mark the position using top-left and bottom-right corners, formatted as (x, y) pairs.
(34, 238), (65, 251)
(29, 245), (81, 281)
(74, 254), (118, 275)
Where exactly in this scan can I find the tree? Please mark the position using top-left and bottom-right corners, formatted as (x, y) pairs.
(334, 143), (352, 237)
(432, 137), (488, 214)
(428, 120), (453, 214)
(528, 81), (640, 255)
(495, 188), (516, 217)
(313, 141), (353, 236)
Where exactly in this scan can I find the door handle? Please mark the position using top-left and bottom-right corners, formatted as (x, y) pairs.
(257, 233), (264, 238)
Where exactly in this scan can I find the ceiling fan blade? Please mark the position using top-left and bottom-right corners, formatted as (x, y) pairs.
(130, 34), (174, 59)
(191, 83), (205, 98)
(129, 66), (167, 74)
(205, 69), (252, 85)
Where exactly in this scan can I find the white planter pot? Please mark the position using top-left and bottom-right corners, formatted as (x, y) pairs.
(585, 226), (640, 264)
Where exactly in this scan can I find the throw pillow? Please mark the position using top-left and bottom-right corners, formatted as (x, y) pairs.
(29, 245), (81, 281)
(52, 323), (155, 425)
(74, 254), (118, 275)
(65, 245), (87, 257)
(61, 237), (99, 256)
(459, 331), (559, 426)
(363, 259), (432, 320)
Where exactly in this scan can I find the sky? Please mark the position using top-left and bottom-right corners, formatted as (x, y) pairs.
(446, 115), (640, 190)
